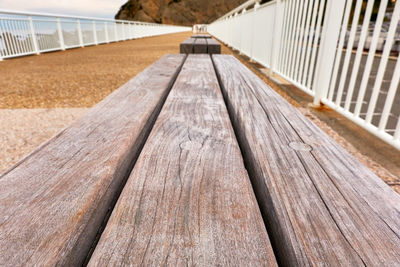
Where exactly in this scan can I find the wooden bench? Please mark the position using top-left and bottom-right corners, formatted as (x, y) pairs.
(0, 54), (186, 266)
(1, 53), (400, 266)
(179, 38), (196, 54)
(88, 54), (277, 266)
(180, 37), (221, 54)
(213, 54), (400, 265)
(207, 38), (221, 54)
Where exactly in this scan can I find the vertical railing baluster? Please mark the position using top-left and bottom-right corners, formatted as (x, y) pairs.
(354, 0), (389, 116)
(105, 21), (109, 43)
(122, 22), (126, 40)
(0, 19), (3, 60)
(57, 18), (65, 50)
(344, 0), (375, 111)
(7, 20), (18, 55)
(77, 19), (84, 47)
(93, 21), (98, 45)
(307, 0), (326, 90)
(378, 54), (400, 132)
(313, 0), (347, 106)
(270, 0), (284, 74)
(3, 19), (13, 56)
(365, 0), (400, 124)
(114, 22), (118, 41)
(249, 3), (258, 62)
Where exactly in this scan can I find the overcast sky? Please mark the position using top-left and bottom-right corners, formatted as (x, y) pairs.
(0, 0), (127, 18)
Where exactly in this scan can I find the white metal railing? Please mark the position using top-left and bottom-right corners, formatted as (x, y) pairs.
(209, 0), (400, 150)
(0, 10), (190, 60)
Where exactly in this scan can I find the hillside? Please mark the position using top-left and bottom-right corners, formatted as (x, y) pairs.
(115, 0), (246, 26)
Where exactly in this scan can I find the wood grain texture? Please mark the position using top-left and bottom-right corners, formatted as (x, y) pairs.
(0, 54), (186, 266)
(180, 38), (195, 54)
(89, 54), (277, 266)
(194, 38), (208, 54)
(213, 55), (400, 266)
(207, 39), (221, 54)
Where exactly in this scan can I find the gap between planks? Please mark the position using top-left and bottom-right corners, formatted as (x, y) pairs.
(88, 54), (277, 266)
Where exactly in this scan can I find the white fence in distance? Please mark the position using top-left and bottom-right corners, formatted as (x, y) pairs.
(0, 10), (190, 60)
(208, 0), (400, 150)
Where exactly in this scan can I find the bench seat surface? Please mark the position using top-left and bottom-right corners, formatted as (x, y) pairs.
(89, 54), (277, 266)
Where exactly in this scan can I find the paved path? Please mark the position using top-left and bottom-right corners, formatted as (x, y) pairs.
(0, 108), (88, 173)
(0, 31), (192, 109)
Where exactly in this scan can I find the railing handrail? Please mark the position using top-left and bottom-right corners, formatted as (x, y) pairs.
(0, 9), (190, 61)
(215, 0), (277, 22)
(0, 9), (179, 26)
(216, 0), (258, 21)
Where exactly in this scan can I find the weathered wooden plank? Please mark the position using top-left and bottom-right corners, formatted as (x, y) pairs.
(213, 55), (400, 266)
(0, 54), (186, 266)
(180, 38), (196, 54)
(89, 54), (277, 266)
(194, 38), (208, 54)
(207, 38), (221, 54)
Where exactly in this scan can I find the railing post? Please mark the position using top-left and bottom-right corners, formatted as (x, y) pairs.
(77, 19), (84, 47)
(57, 18), (65, 50)
(234, 12), (239, 50)
(28, 16), (39, 54)
(128, 23), (133, 39)
(270, 0), (284, 74)
(92, 21), (98, 45)
(312, 0), (347, 106)
(126, 23), (130, 39)
(104, 22), (109, 43)
(114, 22), (118, 41)
(239, 8), (246, 55)
(133, 23), (136, 38)
(249, 2), (260, 62)
(122, 23), (126, 40)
